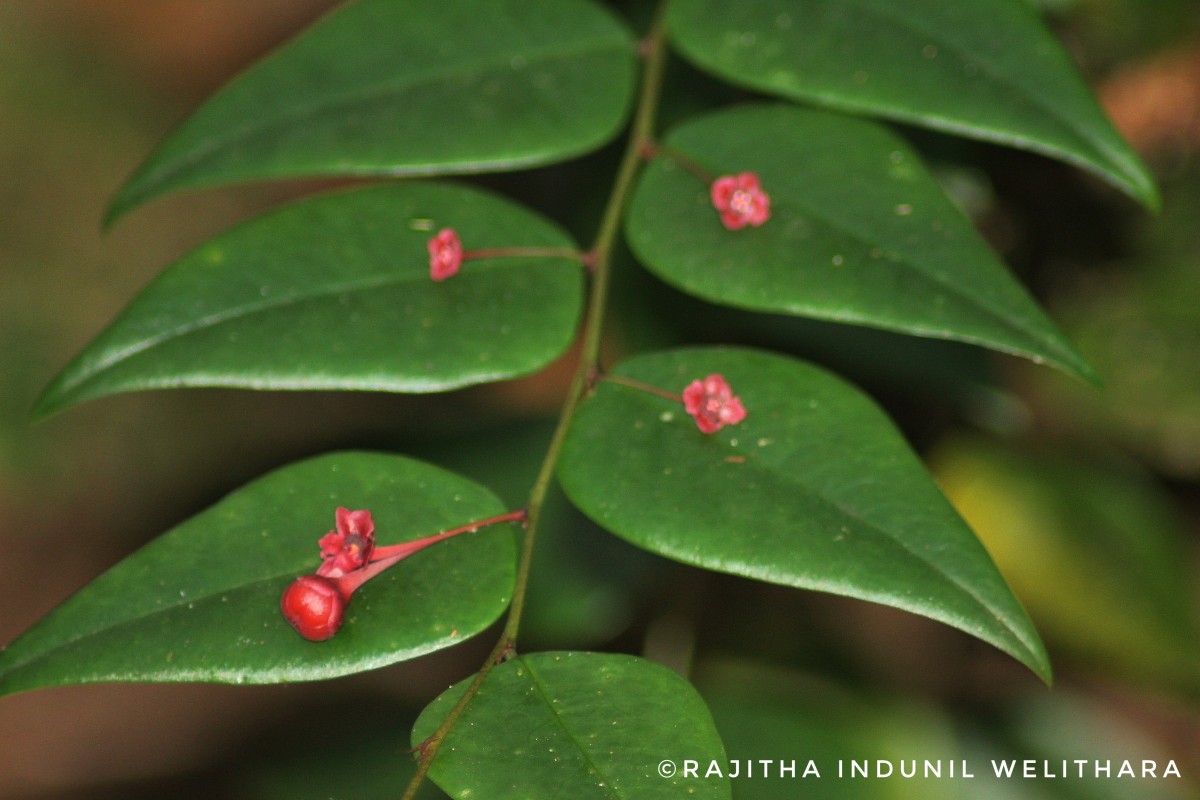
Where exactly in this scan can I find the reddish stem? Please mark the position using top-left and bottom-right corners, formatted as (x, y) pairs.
(334, 509), (528, 598)
(598, 373), (684, 404)
(461, 246), (589, 264)
(646, 142), (715, 184)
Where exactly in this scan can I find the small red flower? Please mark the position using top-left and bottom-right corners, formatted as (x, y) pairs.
(683, 374), (747, 434)
(428, 228), (463, 282)
(710, 172), (770, 230)
(316, 507), (376, 578)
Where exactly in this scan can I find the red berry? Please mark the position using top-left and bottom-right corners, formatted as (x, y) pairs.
(280, 575), (345, 641)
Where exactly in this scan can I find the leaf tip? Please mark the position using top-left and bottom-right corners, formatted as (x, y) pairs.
(28, 382), (68, 423)
(102, 178), (149, 231)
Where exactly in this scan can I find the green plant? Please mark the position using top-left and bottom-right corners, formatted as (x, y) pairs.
(0, 1), (1166, 797)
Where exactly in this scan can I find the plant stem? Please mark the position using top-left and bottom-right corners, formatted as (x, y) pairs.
(597, 373), (684, 404)
(648, 142), (716, 185)
(400, 7), (670, 799)
(369, 509), (529, 562)
(339, 510), (528, 597)
(462, 246), (590, 264)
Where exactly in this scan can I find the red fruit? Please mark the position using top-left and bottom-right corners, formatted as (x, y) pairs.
(280, 575), (345, 641)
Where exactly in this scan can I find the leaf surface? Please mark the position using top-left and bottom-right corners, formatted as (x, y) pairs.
(626, 104), (1094, 380)
(0, 452), (518, 695)
(413, 652), (731, 799)
(557, 347), (1051, 681)
(666, 0), (1156, 206)
(37, 183), (584, 417)
(108, 0), (636, 221)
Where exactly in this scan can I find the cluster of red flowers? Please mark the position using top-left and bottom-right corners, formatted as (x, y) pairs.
(289, 166), (759, 639)
(425, 170), (769, 282)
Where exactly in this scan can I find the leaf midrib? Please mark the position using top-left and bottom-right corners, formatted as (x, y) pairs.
(663, 149), (1070, 366)
(604, 381), (1040, 664)
(842, 0), (1127, 172)
(147, 30), (632, 186)
(56, 257), (575, 396)
(0, 569), (293, 680)
(742, 451), (1039, 662)
(786, 196), (1065, 361)
(523, 658), (631, 800)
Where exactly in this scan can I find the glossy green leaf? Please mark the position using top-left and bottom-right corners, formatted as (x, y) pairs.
(36, 183), (585, 417)
(627, 104), (1094, 381)
(413, 652), (731, 799)
(557, 347), (1051, 681)
(107, 0), (637, 222)
(665, 0), (1157, 207)
(0, 452), (518, 696)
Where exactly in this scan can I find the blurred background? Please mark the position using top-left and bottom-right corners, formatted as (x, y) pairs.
(0, 1), (1197, 798)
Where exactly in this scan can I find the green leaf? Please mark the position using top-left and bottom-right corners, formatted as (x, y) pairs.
(36, 183), (585, 417)
(0, 452), (518, 696)
(107, 0), (637, 223)
(556, 347), (1051, 682)
(413, 652), (731, 799)
(665, 0), (1157, 207)
(626, 104), (1095, 381)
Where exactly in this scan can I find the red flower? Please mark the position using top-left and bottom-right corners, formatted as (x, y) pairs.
(710, 172), (770, 230)
(683, 374), (747, 434)
(316, 506), (376, 578)
(428, 228), (463, 282)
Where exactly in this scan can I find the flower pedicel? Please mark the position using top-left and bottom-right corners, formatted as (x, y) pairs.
(281, 507), (526, 641)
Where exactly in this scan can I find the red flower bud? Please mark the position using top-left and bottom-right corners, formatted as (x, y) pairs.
(280, 575), (346, 641)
